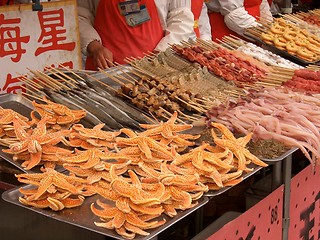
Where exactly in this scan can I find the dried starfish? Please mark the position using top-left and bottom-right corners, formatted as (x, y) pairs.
(0, 108), (29, 125)
(72, 123), (120, 141)
(86, 181), (120, 201)
(3, 116), (70, 170)
(111, 174), (162, 205)
(139, 111), (193, 138)
(116, 129), (173, 160)
(211, 122), (268, 170)
(32, 98), (86, 125)
(57, 148), (129, 169)
(15, 168), (87, 200)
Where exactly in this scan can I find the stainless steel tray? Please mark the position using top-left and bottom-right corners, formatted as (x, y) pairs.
(2, 185), (209, 240)
(0, 94), (66, 174)
(204, 164), (262, 197)
(0, 94), (35, 173)
(261, 147), (298, 163)
(243, 31), (319, 66)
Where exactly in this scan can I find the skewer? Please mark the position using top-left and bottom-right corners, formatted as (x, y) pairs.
(177, 110), (199, 122)
(175, 96), (206, 113)
(44, 67), (79, 89)
(98, 68), (127, 86)
(28, 68), (70, 91)
(17, 73), (44, 90)
(124, 59), (157, 79)
(58, 64), (87, 82)
(109, 67), (135, 85)
(18, 76), (42, 93)
(47, 67), (80, 84)
(19, 88), (45, 102)
(83, 72), (133, 101)
(159, 107), (186, 124)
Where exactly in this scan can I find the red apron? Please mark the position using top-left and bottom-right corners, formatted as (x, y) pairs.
(86, 0), (164, 70)
(209, 0), (262, 40)
(191, 0), (204, 38)
(0, 0), (13, 5)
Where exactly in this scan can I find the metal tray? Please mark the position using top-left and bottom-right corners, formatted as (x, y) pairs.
(204, 164), (262, 197)
(243, 31), (319, 66)
(0, 94), (35, 173)
(0, 94), (66, 174)
(261, 147), (298, 163)
(2, 185), (209, 240)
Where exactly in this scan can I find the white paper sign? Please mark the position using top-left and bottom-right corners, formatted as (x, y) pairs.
(0, 0), (81, 94)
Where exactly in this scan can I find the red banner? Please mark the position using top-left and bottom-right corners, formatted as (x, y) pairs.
(208, 185), (284, 239)
(289, 164), (320, 240)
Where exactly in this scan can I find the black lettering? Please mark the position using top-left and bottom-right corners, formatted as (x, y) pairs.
(300, 203), (315, 240)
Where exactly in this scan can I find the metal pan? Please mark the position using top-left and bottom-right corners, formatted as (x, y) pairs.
(0, 94), (65, 174)
(2, 185), (209, 240)
(0, 94), (35, 173)
(243, 31), (320, 66)
(261, 147), (298, 163)
(204, 164), (263, 197)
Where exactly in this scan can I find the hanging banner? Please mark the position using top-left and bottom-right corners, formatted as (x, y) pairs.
(207, 185), (284, 240)
(289, 164), (320, 240)
(0, 0), (81, 94)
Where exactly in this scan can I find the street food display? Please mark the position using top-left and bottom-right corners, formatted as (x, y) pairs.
(0, 101), (267, 239)
(245, 17), (320, 64)
(258, 66), (320, 94)
(2, 22), (320, 238)
(171, 44), (271, 87)
(214, 37), (303, 69)
(206, 86), (320, 166)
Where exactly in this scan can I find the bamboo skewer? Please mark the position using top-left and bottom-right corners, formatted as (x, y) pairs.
(47, 67), (80, 85)
(18, 76), (42, 94)
(98, 68), (128, 86)
(44, 67), (78, 89)
(17, 73), (44, 90)
(20, 88), (45, 102)
(28, 68), (70, 91)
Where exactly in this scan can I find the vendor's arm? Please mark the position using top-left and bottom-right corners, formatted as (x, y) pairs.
(260, 0), (273, 22)
(77, 0), (113, 68)
(198, 3), (212, 40)
(155, 0), (195, 52)
(207, 0), (259, 36)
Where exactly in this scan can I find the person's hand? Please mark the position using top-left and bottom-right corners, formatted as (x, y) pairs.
(87, 40), (114, 69)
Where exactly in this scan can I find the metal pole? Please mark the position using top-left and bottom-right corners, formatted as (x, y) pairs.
(195, 207), (204, 234)
(282, 154), (292, 240)
(272, 161), (282, 190)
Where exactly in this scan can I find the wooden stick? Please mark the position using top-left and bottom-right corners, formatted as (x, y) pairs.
(18, 76), (41, 93)
(44, 67), (78, 89)
(83, 72), (133, 101)
(58, 64), (87, 82)
(28, 68), (70, 91)
(98, 68), (127, 86)
(48, 67), (79, 84)
(20, 89), (45, 102)
(177, 110), (199, 122)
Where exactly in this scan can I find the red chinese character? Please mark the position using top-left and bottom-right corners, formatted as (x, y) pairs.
(0, 14), (30, 62)
(2, 73), (26, 93)
(35, 9), (75, 56)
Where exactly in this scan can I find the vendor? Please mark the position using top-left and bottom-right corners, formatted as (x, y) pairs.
(206, 0), (273, 40)
(192, 1), (212, 40)
(77, 0), (195, 70)
(0, 0), (13, 5)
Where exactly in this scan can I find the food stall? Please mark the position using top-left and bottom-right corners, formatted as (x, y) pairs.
(0, 1), (320, 240)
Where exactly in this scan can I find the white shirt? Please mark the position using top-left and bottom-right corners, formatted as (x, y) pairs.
(77, 0), (195, 55)
(206, 0), (273, 36)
